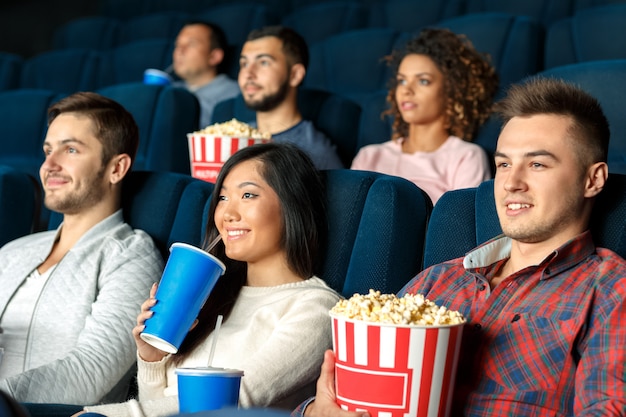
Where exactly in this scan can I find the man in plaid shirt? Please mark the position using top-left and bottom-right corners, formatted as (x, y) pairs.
(298, 77), (626, 416)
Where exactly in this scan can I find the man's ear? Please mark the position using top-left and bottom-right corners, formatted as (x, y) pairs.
(109, 154), (132, 185)
(584, 161), (608, 198)
(208, 48), (225, 67)
(289, 63), (306, 87)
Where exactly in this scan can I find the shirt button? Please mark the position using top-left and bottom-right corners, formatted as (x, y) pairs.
(474, 323), (482, 330)
(479, 284), (486, 291)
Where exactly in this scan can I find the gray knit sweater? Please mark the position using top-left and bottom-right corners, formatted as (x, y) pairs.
(0, 210), (164, 404)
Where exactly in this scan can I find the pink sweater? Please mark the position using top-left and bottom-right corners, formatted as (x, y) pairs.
(351, 137), (491, 204)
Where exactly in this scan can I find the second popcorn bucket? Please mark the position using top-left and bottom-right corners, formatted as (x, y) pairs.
(187, 119), (271, 183)
(330, 292), (465, 417)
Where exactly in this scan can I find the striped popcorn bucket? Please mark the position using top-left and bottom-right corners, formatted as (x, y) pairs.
(330, 313), (464, 417)
(187, 134), (270, 183)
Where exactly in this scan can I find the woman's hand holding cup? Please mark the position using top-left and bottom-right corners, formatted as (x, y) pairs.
(133, 283), (169, 362)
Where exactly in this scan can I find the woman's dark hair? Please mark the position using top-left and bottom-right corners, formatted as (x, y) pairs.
(385, 28), (499, 142)
(173, 142), (327, 362)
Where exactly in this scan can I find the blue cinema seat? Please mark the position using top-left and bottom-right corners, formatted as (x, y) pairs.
(423, 173), (626, 269)
(355, 89), (392, 150)
(368, 0), (465, 32)
(544, 3), (626, 69)
(0, 89), (60, 180)
(48, 171), (214, 261)
(0, 52), (23, 91)
(197, 3), (272, 47)
(20, 49), (102, 94)
(96, 82), (200, 175)
(317, 169), (433, 297)
(537, 60), (626, 174)
(211, 89), (362, 167)
(99, 39), (175, 87)
(52, 16), (121, 50)
(117, 11), (190, 45)
(303, 28), (402, 106)
(464, 0), (574, 28)
(434, 12), (545, 94)
(281, 1), (370, 45)
(0, 165), (41, 247)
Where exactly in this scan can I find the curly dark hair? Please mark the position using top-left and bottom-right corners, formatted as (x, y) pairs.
(385, 28), (499, 142)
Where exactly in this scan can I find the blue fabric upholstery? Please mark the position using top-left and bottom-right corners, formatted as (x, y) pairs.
(423, 173), (626, 268)
(464, 0), (574, 27)
(0, 165), (40, 247)
(0, 52), (23, 91)
(544, 4), (626, 69)
(118, 12), (189, 45)
(20, 49), (102, 94)
(317, 169), (433, 297)
(537, 60), (626, 174)
(281, 2), (370, 45)
(197, 3), (272, 47)
(96, 82), (200, 174)
(356, 89), (392, 150)
(48, 171), (214, 260)
(0, 389), (30, 417)
(368, 0), (465, 32)
(100, 39), (175, 87)
(211, 89), (361, 167)
(52, 16), (121, 50)
(303, 28), (402, 105)
(435, 12), (545, 94)
(0, 89), (60, 180)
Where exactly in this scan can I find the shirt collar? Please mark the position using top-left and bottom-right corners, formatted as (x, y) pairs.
(462, 230), (597, 279)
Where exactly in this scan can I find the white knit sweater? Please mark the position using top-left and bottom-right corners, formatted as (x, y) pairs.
(85, 277), (341, 417)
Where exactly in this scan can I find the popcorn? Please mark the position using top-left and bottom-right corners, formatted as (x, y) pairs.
(194, 119), (271, 140)
(331, 289), (466, 326)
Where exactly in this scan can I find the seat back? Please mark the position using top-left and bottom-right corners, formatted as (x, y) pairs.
(317, 169), (433, 297)
(118, 11), (189, 45)
(197, 3), (272, 47)
(281, 2), (369, 45)
(100, 39), (175, 87)
(0, 165), (41, 247)
(0, 89), (59, 180)
(0, 52), (23, 91)
(211, 89), (361, 166)
(544, 4), (626, 69)
(356, 89), (393, 150)
(423, 173), (626, 268)
(304, 28), (402, 105)
(20, 49), (102, 93)
(96, 82), (200, 174)
(52, 16), (121, 50)
(465, 0), (574, 27)
(537, 59), (626, 174)
(48, 171), (214, 260)
(435, 12), (545, 93)
(368, 0), (465, 32)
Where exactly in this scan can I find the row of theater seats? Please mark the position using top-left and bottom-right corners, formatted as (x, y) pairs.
(3, 3), (626, 101)
(4, 163), (626, 298)
(94, 0), (626, 28)
(2, 57), (626, 208)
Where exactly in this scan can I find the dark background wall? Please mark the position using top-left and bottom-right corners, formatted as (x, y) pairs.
(0, 0), (100, 57)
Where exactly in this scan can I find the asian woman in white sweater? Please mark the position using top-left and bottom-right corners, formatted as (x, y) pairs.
(79, 143), (342, 417)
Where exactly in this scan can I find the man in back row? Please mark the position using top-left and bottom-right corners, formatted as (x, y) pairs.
(238, 26), (344, 170)
(299, 77), (626, 416)
(172, 20), (240, 128)
(0, 92), (163, 405)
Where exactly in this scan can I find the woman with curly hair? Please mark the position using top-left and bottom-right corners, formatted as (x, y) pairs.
(351, 28), (499, 204)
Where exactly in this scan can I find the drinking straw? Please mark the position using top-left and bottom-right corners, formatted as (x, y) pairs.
(206, 235), (222, 252)
(207, 314), (223, 367)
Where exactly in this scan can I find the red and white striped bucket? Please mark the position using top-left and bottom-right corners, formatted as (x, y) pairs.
(331, 313), (464, 417)
(187, 134), (270, 183)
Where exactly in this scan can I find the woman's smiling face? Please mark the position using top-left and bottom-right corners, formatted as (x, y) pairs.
(214, 159), (284, 265)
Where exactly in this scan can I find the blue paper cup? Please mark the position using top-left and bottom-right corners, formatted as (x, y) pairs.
(176, 367), (244, 413)
(143, 68), (172, 85)
(140, 243), (226, 353)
